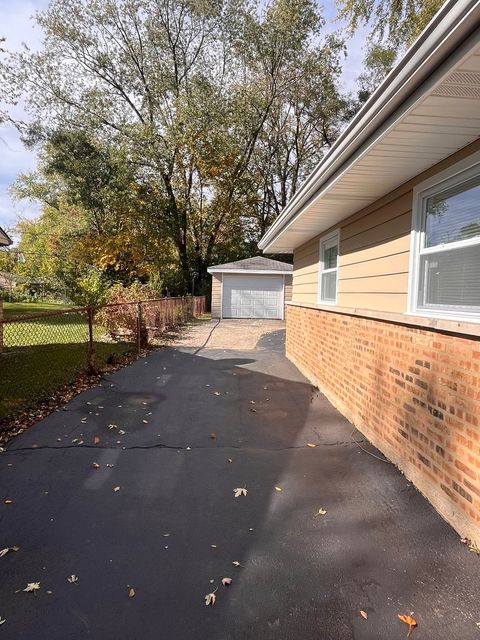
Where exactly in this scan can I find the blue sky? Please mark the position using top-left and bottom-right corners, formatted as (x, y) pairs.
(0, 0), (367, 242)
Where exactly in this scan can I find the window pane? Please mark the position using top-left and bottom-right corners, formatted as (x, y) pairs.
(323, 244), (338, 269)
(418, 244), (480, 309)
(425, 175), (480, 247)
(321, 271), (337, 301)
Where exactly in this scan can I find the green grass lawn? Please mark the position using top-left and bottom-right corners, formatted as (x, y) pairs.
(3, 301), (71, 319)
(1, 302), (132, 421)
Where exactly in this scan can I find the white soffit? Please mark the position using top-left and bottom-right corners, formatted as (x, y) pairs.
(261, 33), (480, 253)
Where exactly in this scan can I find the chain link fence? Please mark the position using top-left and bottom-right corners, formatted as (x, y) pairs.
(0, 296), (206, 423)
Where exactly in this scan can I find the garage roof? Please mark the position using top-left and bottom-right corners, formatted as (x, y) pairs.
(0, 226), (12, 247)
(258, 0), (480, 253)
(208, 256), (293, 275)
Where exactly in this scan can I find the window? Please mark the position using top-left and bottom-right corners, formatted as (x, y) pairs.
(319, 230), (339, 304)
(410, 156), (480, 320)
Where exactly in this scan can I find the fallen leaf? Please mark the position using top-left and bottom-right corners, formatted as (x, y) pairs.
(106, 464), (114, 468)
(4, 499), (13, 505)
(222, 578), (232, 586)
(360, 610), (368, 619)
(142, 420), (148, 424)
(108, 424), (118, 430)
(118, 430), (126, 435)
(0, 617), (5, 625)
(228, 458), (233, 463)
(233, 487), (248, 498)
(11, 546), (19, 552)
(306, 443), (316, 448)
(214, 392), (220, 396)
(211, 544), (217, 548)
(92, 462), (100, 469)
(210, 433), (217, 440)
(398, 614), (417, 637)
(315, 508), (327, 516)
(67, 575), (78, 584)
(249, 401), (255, 405)
(274, 486), (282, 492)
(23, 582), (40, 593)
(113, 486), (120, 492)
(232, 561), (241, 567)
(205, 591), (217, 606)
(128, 587), (136, 598)
(249, 408), (257, 413)
(94, 436), (100, 445)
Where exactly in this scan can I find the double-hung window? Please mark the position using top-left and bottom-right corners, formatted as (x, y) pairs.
(410, 157), (480, 320)
(318, 230), (339, 304)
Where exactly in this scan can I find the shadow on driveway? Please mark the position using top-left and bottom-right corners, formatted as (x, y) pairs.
(0, 339), (478, 639)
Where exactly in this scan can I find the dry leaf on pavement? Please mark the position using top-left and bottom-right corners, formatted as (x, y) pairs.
(205, 591), (217, 606)
(94, 436), (100, 444)
(92, 462), (100, 469)
(306, 443), (316, 448)
(23, 582), (40, 593)
(113, 486), (120, 492)
(315, 508), (327, 516)
(128, 587), (136, 598)
(274, 486), (282, 492)
(67, 575), (78, 584)
(0, 617), (5, 625)
(4, 499), (13, 505)
(222, 578), (232, 586)
(232, 561), (241, 567)
(233, 487), (248, 497)
(398, 614), (417, 637)
(360, 610), (368, 619)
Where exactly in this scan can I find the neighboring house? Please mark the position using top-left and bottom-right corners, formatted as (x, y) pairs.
(208, 256), (292, 319)
(0, 226), (12, 247)
(0, 271), (25, 291)
(259, 0), (480, 543)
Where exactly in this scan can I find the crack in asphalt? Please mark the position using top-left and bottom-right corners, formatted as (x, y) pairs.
(3, 439), (367, 454)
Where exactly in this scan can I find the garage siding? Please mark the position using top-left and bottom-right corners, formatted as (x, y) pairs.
(211, 273), (222, 318)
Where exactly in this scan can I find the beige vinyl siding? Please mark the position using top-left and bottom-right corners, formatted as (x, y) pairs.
(211, 273), (222, 318)
(291, 140), (480, 312)
(284, 274), (293, 302)
(292, 238), (319, 303)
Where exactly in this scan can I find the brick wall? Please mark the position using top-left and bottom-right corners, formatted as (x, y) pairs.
(286, 303), (480, 543)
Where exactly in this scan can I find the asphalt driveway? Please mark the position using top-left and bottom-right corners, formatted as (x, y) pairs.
(0, 321), (479, 639)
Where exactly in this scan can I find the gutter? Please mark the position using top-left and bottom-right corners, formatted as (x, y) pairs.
(259, 0), (480, 252)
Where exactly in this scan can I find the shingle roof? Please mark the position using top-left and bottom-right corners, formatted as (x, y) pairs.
(0, 226), (12, 247)
(208, 256), (292, 272)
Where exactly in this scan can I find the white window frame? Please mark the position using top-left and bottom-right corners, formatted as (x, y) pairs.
(318, 229), (340, 305)
(408, 150), (480, 322)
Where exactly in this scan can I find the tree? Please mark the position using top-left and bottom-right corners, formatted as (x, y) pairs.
(356, 43), (397, 103)
(1, 0), (349, 293)
(337, 0), (444, 48)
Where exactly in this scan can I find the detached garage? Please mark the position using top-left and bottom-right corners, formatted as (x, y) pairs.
(208, 256), (293, 319)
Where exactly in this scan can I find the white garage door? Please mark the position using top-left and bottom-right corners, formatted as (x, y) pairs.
(222, 274), (284, 319)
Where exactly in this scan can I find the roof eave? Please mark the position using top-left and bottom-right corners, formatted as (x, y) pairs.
(259, 0), (480, 253)
(207, 268), (292, 275)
